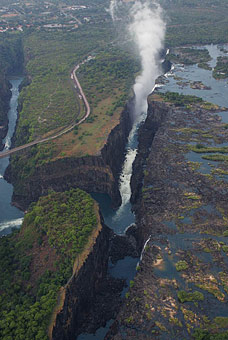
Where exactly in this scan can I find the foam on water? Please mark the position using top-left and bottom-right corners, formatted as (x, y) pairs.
(0, 217), (23, 232)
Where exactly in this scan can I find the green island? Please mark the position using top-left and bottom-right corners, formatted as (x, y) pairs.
(167, 47), (211, 66)
(0, 188), (100, 340)
(158, 91), (219, 111)
(213, 56), (228, 79)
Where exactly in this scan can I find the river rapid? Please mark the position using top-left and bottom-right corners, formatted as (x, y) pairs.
(0, 77), (24, 237)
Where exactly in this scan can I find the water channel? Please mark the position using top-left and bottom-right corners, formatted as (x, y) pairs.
(1, 44), (228, 339)
(78, 103), (149, 340)
(0, 75), (146, 340)
(151, 44), (228, 321)
(0, 77), (24, 237)
(82, 44), (228, 339)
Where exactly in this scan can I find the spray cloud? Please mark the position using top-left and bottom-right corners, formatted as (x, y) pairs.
(130, 1), (165, 118)
(108, 0), (166, 210)
(109, 0), (166, 120)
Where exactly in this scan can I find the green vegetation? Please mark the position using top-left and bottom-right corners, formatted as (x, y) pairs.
(129, 280), (135, 288)
(125, 316), (133, 324)
(194, 329), (228, 340)
(177, 290), (204, 303)
(0, 188), (98, 340)
(7, 23), (138, 194)
(9, 25), (140, 193)
(175, 260), (189, 271)
(184, 192), (201, 200)
(160, 92), (219, 112)
(78, 48), (139, 117)
(169, 317), (182, 327)
(162, 0), (228, 47)
(219, 272), (228, 294)
(167, 47), (211, 65)
(213, 57), (228, 79)
(198, 62), (212, 71)
(155, 321), (167, 332)
(191, 145), (228, 154)
(160, 92), (203, 106)
(222, 245), (228, 253)
(15, 28), (113, 145)
(196, 283), (225, 301)
(194, 317), (228, 339)
(213, 317), (228, 328)
(202, 154), (228, 162)
(0, 34), (23, 76)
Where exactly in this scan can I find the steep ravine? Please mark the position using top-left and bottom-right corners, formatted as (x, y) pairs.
(46, 98), (169, 340)
(130, 100), (170, 248)
(5, 102), (133, 210)
(0, 77), (11, 151)
(0, 37), (24, 151)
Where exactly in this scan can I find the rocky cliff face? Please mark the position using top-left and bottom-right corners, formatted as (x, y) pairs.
(51, 216), (110, 340)
(130, 100), (169, 248)
(6, 103), (133, 210)
(0, 76), (11, 150)
(0, 37), (24, 150)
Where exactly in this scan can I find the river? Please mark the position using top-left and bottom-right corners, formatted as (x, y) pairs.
(79, 111), (149, 340)
(0, 77), (24, 237)
(78, 43), (228, 339)
(0, 76), (142, 340)
(159, 44), (228, 175)
(2, 44), (227, 339)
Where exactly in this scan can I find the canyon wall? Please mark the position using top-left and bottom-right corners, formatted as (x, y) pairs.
(5, 103), (133, 210)
(0, 37), (24, 150)
(130, 99), (169, 248)
(51, 212), (110, 340)
(0, 77), (11, 150)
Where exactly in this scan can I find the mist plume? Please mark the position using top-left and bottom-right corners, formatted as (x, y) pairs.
(108, 0), (166, 210)
(109, 0), (166, 120)
(129, 1), (165, 119)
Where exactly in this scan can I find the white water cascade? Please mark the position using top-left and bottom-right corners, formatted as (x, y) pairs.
(110, 0), (165, 220)
(0, 217), (24, 233)
(0, 78), (24, 236)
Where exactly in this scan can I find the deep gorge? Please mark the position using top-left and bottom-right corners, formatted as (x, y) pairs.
(0, 35), (170, 339)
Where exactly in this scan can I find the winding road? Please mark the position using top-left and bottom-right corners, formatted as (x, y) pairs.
(0, 62), (90, 160)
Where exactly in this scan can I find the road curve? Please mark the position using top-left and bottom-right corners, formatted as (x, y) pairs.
(0, 62), (91, 160)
